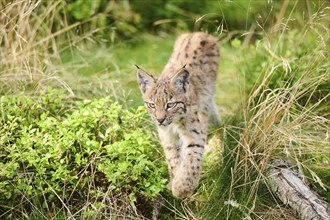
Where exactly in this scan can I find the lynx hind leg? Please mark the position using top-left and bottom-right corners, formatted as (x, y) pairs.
(209, 100), (221, 126)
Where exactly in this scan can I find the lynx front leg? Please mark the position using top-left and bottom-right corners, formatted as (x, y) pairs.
(171, 123), (207, 199)
(163, 144), (181, 190)
(158, 127), (181, 189)
(171, 143), (204, 198)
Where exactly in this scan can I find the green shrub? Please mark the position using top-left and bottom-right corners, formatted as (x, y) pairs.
(0, 89), (166, 217)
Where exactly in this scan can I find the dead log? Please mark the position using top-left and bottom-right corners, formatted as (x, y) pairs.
(266, 159), (330, 220)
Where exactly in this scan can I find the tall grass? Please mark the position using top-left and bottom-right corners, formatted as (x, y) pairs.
(196, 2), (330, 219)
(0, 0), (101, 95)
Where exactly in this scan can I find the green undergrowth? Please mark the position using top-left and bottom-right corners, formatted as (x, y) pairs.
(0, 89), (167, 219)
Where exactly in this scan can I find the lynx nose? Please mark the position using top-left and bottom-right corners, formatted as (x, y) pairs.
(157, 118), (165, 124)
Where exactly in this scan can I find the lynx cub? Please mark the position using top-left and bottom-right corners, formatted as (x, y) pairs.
(137, 32), (219, 198)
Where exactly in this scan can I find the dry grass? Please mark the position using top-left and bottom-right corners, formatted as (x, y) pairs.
(234, 68), (330, 217)
(2, 190), (146, 220)
(194, 3), (329, 219)
(259, 206), (299, 220)
(223, 5), (330, 219)
(0, 0), (99, 95)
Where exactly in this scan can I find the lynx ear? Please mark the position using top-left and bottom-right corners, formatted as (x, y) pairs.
(136, 65), (155, 94)
(171, 66), (189, 93)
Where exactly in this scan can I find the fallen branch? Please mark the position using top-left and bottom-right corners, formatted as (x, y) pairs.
(266, 159), (330, 220)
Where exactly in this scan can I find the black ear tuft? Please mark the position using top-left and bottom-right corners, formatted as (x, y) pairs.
(171, 68), (189, 93)
(137, 67), (155, 94)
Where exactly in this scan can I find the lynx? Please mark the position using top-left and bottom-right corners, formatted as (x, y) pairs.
(136, 32), (219, 199)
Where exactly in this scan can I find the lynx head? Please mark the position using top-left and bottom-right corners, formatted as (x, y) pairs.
(136, 65), (189, 126)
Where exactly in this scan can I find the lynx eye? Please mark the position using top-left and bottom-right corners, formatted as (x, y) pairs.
(166, 102), (177, 109)
(146, 102), (155, 109)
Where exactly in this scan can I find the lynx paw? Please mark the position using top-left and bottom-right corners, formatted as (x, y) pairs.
(171, 184), (194, 199)
(171, 177), (195, 199)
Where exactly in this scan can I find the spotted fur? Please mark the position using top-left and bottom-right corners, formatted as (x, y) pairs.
(137, 32), (220, 198)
